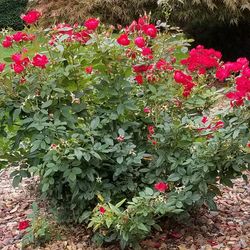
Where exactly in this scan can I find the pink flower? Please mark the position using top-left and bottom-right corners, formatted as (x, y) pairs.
(18, 220), (29, 230)
(143, 107), (151, 113)
(21, 10), (41, 24)
(201, 116), (208, 124)
(84, 18), (100, 30)
(32, 54), (49, 68)
(135, 74), (143, 85)
(85, 66), (93, 74)
(99, 207), (106, 214)
(143, 24), (157, 38)
(116, 135), (125, 142)
(50, 144), (58, 150)
(117, 34), (130, 46)
(134, 36), (146, 48)
(154, 182), (169, 192)
(0, 63), (5, 72)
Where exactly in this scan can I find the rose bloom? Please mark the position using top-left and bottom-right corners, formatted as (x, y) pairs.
(247, 142), (250, 148)
(116, 135), (125, 142)
(0, 63), (5, 72)
(18, 220), (29, 230)
(117, 34), (130, 46)
(2, 39), (12, 48)
(134, 36), (146, 48)
(84, 18), (99, 30)
(11, 63), (25, 74)
(32, 54), (49, 68)
(99, 206), (106, 214)
(85, 66), (93, 74)
(143, 107), (151, 113)
(154, 182), (169, 192)
(135, 74), (143, 85)
(21, 10), (41, 24)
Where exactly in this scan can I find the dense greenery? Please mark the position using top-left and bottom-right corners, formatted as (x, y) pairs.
(0, 0), (28, 30)
(0, 12), (249, 248)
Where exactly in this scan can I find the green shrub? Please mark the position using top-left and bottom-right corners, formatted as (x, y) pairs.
(0, 13), (249, 248)
(0, 0), (28, 30)
(158, 0), (250, 25)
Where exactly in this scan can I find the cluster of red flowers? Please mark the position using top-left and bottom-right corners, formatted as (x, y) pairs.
(2, 32), (36, 48)
(216, 58), (250, 106)
(6, 52), (49, 75)
(181, 45), (222, 74)
(174, 70), (196, 97)
(116, 17), (174, 85)
(49, 18), (99, 46)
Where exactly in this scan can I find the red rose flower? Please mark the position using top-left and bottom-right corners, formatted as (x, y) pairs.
(117, 34), (130, 46)
(116, 135), (125, 142)
(135, 74), (143, 85)
(85, 66), (93, 74)
(0, 63), (5, 72)
(247, 142), (250, 148)
(2, 39), (12, 48)
(143, 24), (157, 38)
(99, 207), (106, 214)
(84, 18), (100, 30)
(201, 116), (208, 124)
(32, 54), (49, 68)
(11, 64), (25, 74)
(18, 220), (29, 230)
(142, 47), (152, 56)
(143, 107), (151, 113)
(21, 10), (41, 24)
(154, 182), (169, 192)
(134, 36), (146, 48)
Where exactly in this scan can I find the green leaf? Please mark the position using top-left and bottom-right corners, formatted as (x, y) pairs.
(137, 223), (148, 232)
(12, 175), (22, 188)
(83, 152), (91, 162)
(74, 148), (82, 160)
(144, 187), (154, 196)
(118, 128), (125, 136)
(199, 181), (208, 193)
(116, 156), (123, 164)
(41, 100), (53, 109)
(72, 167), (82, 175)
(90, 117), (100, 130)
(79, 211), (91, 223)
(168, 173), (181, 182)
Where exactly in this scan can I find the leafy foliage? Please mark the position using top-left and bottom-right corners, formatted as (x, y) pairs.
(158, 0), (250, 25)
(0, 13), (249, 248)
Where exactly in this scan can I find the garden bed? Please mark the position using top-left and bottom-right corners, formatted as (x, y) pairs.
(1, 167), (249, 250)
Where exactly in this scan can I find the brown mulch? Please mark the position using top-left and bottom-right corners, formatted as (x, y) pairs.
(0, 167), (249, 250)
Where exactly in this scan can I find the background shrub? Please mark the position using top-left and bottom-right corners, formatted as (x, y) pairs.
(30, 0), (161, 26)
(158, 0), (250, 60)
(0, 0), (28, 30)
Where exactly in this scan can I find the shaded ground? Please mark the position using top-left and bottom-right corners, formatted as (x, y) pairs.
(0, 167), (249, 250)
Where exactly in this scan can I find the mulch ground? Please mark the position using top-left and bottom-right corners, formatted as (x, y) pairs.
(0, 167), (249, 250)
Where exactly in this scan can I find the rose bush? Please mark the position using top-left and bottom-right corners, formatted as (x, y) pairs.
(0, 11), (249, 248)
